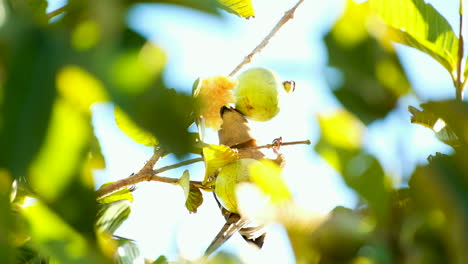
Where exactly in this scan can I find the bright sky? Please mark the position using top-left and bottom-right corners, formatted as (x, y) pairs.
(47, 0), (460, 263)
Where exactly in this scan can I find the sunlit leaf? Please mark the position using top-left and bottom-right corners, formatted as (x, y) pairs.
(0, 170), (15, 263)
(110, 43), (166, 95)
(217, 0), (255, 18)
(368, 0), (458, 77)
(315, 110), (390, 222)
(56, 65), (108, 113)
(152, 255), (168, 264)
(28, 99), (90, 202)
(408, 105), (460, 147)
(114, 106), (159, 147)
(124, 0), (221, 15)
(325, 0), (411, 124)
(202, 144), (238, 185)
(21, 200), (110, 264)
(96, 200), (132, 234)
(177, 170), (203, 213)
(72, 20), (101, 51)
(97, 184), (134, 204)
(205, 251), (244, 263)
(114, 238), (141, 264)
(249, 159), (291, 203)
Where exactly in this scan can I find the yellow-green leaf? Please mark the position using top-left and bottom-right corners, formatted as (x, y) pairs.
(21, 200), (109, 263)
(97, 183), (134, 204)
(114, 106), (159, 147)
(249, 159), (291, 204)
(317, 109), (365, 150)
(202, 144), (239, 185)
(178, 170), (203, 213)
(368, 0), (459, 77)
(28, 99), (91, 201)
(56, 65), (108, 114)
(217, 0), (255, 18)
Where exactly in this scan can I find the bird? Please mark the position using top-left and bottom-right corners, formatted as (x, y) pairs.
(204, 106), (269, 256)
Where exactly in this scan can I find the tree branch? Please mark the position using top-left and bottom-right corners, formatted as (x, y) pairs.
(47, 5), (68, 20)
(244, 139), (311, 150)
(96, 153), (204, 200)
(228, 0), (305, 77)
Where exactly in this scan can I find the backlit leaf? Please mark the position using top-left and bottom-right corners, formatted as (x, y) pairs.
(185, 185), (203, 213)
(178, 170), (191, 201)
(217, 0), (255, 18)
(368, 0), (458, 77)
(114, 106), (159, 147)
(21, 200), (110, 264)
(97, 184), (134, 204)
(56, 65), (108, 114)
(202, 144), (238, 185)
(96, 200), (132, 234)
(249, 159), (291, 203)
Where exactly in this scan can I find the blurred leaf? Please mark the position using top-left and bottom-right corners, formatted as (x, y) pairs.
(114, 238), (141, 264)
(56, 65), (108, 114)
(124, 0), (221, 15)
(0, 170), (15, 263)
(324, 0), (411, 124)
(249, 159), (291, 204)
(96, 200), (132, 234)
(368, 0), (458, 77)
(9, 0), (49, 24)
(151, 255), (168, 264)
(217, 0), (255, 18)
(310, 207), (374, 262)
(109, 43), (167, 95)
(97, 185), (134, 204)
(206, 251), (243, 264)
(409, 152), (468, 264)
(28, 98), (90, 201)
(21, 200), (110, 264)
(0, 24), (62, 180)
(87, 133), (106, 171)
(408, 105), (460, 147)
(202, 144), (238, 185)
(114, 106), (159, 147)
(315, 110), (390, 222)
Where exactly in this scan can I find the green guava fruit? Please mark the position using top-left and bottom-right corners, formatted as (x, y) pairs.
(235, 68), (281, 121)
(215, 158), (259, 213)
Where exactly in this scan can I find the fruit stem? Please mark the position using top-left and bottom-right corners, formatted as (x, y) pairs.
(228, 0), (305, 77)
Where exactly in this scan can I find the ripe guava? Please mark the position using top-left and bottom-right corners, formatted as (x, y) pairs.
(215, 158), (259, 213)
(235, 68), (281, 121)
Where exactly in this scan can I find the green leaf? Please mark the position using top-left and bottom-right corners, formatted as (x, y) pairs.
(96, 200), (132, 234)
(217, 0), (255, 18)
(409, 152), (468, 264)
(114, 237), (141, 264)
(124, 0), (221, 15)
(315, 110), (390, 222)
(408, 105), (460, 147)
(21, 200), (110, 264)
(178, 170), (203, 213)
(368, 0), (459, 77)
(0, 23), (60, 180)
(97, 184), (134, 204)
(0, 171), (15, 263)
(325, 0), (411, 124)
(152, 255), (168, 264)
(249, 159), (291, 204)
(202, 144), (238, 185)
(114, 106), (159, 147)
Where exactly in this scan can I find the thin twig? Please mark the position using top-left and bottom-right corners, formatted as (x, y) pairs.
(153, 157), (204, 174)
(243, 139), (311, 150)
(228, 0), (305, 76)
(149, 175), (211, 190)
(47, 5), (68, 19)
(456, 0), (464, 100)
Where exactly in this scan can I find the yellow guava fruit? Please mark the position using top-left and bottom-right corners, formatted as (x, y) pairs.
(235, 68), (281, 121)
(215, 158), (259, 213)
